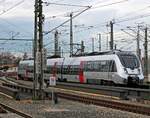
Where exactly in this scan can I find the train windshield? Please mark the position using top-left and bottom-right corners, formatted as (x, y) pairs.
(118, 54), (139, 69)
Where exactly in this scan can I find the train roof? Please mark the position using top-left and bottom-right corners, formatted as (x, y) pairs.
(19, 60), (33, 65)
(19, 50), (136, 66)
(72, 50), (134, 57)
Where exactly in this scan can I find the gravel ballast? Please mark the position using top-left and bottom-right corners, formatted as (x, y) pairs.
(0, 94), (150, 118)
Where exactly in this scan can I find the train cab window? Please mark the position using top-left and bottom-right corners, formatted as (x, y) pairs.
(110, 61), (117, 72)
(118, 54), (139, 69)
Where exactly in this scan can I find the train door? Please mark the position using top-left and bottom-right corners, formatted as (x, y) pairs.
(108, 60), (113, 81)
(24, 64), (29, 80)
(100, 61), (109, 81)
(79, 61), (85, 83)
(60, 58), (66, 81)
(52, 62), (57, 78)
(108, 60), (117, 84)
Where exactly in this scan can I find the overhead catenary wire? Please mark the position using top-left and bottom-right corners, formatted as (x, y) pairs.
(44, 0), (129, 49)
(0, 0), (32, 53)
(2, 0), (150, 54)
(116, 12), (150, 23)
(90, 0), (128, 10)
(44, 2), (89, 8)
(86, 4), (150, 31)
(0, 17), (33, 36)
(0, 0), (25, 16)
(90, 0), (111, 6)
(44, 0), (113, 20)
(0, 0), (33, 37)
(53, 0), (66, 2)
(44, 0), (129, 35)
(45, 8), (84, 20)
(44, 6), (91, 36)
(66, 11), (150, 37)
(116, 5), (150, 20)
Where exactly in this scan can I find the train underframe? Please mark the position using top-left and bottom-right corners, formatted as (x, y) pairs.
(125, 76), (143, 86)
(17, 73), (143, 87)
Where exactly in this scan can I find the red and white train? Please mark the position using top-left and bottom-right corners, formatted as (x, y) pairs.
(18, 50), (144, 85)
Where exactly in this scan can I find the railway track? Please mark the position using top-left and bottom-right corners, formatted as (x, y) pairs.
(0, 106), (7, 113)
(57, 92), (150, 116)
(0, 103), (32, 118)
(54, 82), (150, 101)
(1, 78), (150, 116)
(4, 77), (150, 101)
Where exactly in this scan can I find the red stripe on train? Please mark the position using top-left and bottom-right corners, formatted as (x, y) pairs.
(79, 61), (84, 83)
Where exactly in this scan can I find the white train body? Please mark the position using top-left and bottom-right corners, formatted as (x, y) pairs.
(18, 51), (144, 85)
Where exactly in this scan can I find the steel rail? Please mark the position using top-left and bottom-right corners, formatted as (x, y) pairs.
(4, 78), (150, 100)
(1, 81), (150, 116)
(57, 92), (150, 116)
(0, 103), (32, 118)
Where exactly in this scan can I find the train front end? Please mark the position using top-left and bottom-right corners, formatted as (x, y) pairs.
(117, 52), (144, 85)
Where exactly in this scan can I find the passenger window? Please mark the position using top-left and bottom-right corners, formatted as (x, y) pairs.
(101, 61), (109, 72)
(87, 62), (92, 71)
(94, 61), (99, 71)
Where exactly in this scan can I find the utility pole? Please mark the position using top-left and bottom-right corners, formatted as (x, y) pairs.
(62, 49), (63, 57)
(70, 13), (73, 57)
(54, 30), (59, 56)
(33, 0), (38, 99)
(137, 25), (141, 60)
(114, 44), (117, 50)
(106, 34), (109, 50)
(59, 46), (61, 57)
(92, 38), (94, 52)
(144, 27), (148, 82)
(110, 21), (114, 50)
(81, 40), (84, 54)
(34, 0), (44, 99)
(98, 33), (101, 51)
(38, 0), (44, 99)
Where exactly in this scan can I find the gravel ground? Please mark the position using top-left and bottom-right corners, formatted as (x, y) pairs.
(0, 95), (150, 118)
(0, 113), (23, 118)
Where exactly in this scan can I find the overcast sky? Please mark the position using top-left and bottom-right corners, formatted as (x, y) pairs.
(0, 0), (150, 57)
